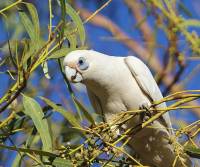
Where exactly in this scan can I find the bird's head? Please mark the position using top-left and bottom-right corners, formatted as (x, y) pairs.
(63, 50), (115, 96)
(63, 50), (102, 83)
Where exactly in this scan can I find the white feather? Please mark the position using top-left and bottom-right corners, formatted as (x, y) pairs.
(64, 50), (192, 167)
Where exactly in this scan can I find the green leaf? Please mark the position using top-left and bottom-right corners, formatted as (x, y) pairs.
(19, 3), (41, 67)
(25, 128), (41, 148)
(73, 97), (95, 125)
(52, 157), (83, 167)
(25, 3), (40, 44)
(0, 144), (57, 158)
(40, 96), (81, 128)
(22, 95), (53, 152)
(48, 46), (87, 59)
(11, 144), (45, 167)
(65, 3), (86, 46)
(184, 146), (200, 159)
(21, 40), (33, 69)
(19, 10), (35, 41)
(48, 47), (74, 59)
(52, 158), (72, 167)
(25, 3), (39, 36)
(19, 3), (41, 53)
(20, 3), (40, 45)
(67, 33), (77, 49)
(64, 25), (77, 49)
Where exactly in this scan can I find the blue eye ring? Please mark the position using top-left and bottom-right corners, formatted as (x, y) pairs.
(77, 57), (89, 70)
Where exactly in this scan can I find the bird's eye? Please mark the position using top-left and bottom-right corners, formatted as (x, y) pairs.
(77, 57), (89, 70)
(78, 59), (84, 65)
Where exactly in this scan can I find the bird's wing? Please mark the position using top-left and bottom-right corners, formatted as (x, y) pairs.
(86, 88), (106, 122)
(124, 56), (173, 133)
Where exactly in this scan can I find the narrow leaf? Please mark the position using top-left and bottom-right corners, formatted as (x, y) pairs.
(52, 157), (84, 166)
(40, 96), (81, 128)
(0, 144), (57, 158)
(25, 3), (40, 42)
(52, 158), (72, 167)
(73, 97), (95, 125)
(48, 47), (74, 59)
(48, 46), (87, 59)
(22, 95), (53, 152)
(64, 23), (77, 49)
(19, 11), (35, 41)
(65, 3), (86, 45)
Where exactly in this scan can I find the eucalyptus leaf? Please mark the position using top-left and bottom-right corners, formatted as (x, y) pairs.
(25, 3), (40, 42)
(52, 158), (72, 167)
(40, 96), (81, 128)
(48, 46), (87, 59)
(65, 3), (86, 46)
(0, 144), (57, 158)
(19, 11), (35, 41)
(73, 97), (95, 125)
(64, 25), (77, 49)
(19, 3), (40, 47)
(22, 95), (53, 152)
(48, 47), (73, 59)
(52, 157), (84, 167)
(19, 3), (41, 67)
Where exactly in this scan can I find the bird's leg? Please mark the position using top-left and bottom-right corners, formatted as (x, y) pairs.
(139, 102), (152, 122)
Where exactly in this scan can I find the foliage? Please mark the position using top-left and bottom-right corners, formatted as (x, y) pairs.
(0, 0), (200, 166)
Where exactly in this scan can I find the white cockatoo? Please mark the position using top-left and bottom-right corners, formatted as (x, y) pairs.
(63, 50), (191, 167)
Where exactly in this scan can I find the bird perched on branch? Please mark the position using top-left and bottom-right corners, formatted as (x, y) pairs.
(63, 50), (191, 167)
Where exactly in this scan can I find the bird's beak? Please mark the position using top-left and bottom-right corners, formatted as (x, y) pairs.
(64, 66), (83, 83)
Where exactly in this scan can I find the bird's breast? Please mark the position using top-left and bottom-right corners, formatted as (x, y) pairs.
(85, 57), (151, 120)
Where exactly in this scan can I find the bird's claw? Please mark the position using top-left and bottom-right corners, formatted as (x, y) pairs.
(139, 102), (152, 122)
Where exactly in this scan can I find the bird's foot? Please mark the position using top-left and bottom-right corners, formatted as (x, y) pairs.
(139, 102), (152, 122)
